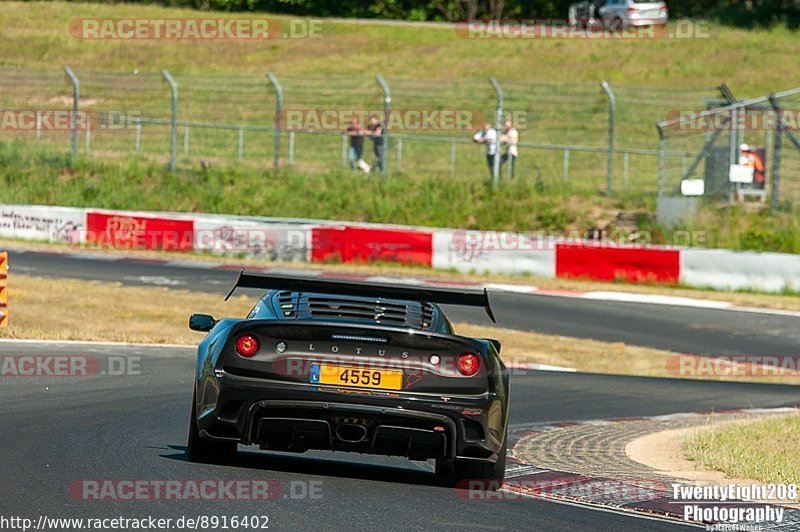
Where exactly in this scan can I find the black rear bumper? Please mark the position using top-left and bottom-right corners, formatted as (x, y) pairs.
(196, 372), (505, 464)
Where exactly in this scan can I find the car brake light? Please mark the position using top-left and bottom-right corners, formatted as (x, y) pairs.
(628, 6), (638, 12)
(236, 334), (259, 357)
(457, 353), (481, 376)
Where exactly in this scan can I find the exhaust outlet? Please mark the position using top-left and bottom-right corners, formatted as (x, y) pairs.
(335, 423), (368, 443)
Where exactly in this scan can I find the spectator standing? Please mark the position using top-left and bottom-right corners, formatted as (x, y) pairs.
(366, 114), (385, 172)
(739, 143), (765, 190)
(473, 123), (497, 177)
(345, 117), (365, 171)
(499, 120), (519, 178)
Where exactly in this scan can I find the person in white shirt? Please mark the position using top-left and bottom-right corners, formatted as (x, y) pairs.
(473, 123), (498, 177)
(499, 120), (519, 178)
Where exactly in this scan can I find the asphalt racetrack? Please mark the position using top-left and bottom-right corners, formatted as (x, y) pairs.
(10, 248), (800, 356)
(3, 249), (800, 530)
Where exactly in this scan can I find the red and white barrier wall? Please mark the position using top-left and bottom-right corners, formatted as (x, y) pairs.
(1, 204), (799, 294)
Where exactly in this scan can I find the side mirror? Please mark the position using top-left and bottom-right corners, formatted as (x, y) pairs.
(189, 314), (216, 332)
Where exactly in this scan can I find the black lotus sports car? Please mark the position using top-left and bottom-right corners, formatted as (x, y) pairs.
(187, 271), (510, 487)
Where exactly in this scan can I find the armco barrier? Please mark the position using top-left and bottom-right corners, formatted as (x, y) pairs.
(680, 249), (800, 292)
(432, 230), (556, 276)
(86, 210), (195, 251)
(0, 205), (85, 243)
(0, 251), (7, 327)
(194, 216), (312, 262)
(311, 226), (432, 266)
(556, 242), (680, 283)
(1, 203), (799, 294)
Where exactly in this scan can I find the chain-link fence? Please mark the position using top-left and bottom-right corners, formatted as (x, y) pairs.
(1, 66), (744, 198)
(656, 86), (800, 213)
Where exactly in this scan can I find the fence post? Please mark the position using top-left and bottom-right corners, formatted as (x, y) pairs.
(769, 95), (783, 214)
(35, 111), (41, 143)
(450, 140), (456, 177)
(562, 149), (570, 182)
(238, 127), (244, 161)
(396, 137), (403, 172)
(289, 130), (295, 163)
(85, 113), (91, 152)
(600, 81), (615, 194)
(63, 66), (79, 164)
(657, 128), (666, 197)
(623, 152), (629, 186)
(341, 133), (347, 168)
(490, 78), (503, 187)
(183, 125), (189, 157)
(375, 75), (391, 177)
(728, 108), (738, 203)
(267, 72), (283, 176)
(161, 69), (178, 173)
(135, 120), (141, 151)
(266, 72), (283, 176)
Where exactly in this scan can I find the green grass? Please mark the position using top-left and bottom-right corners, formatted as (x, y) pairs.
(684, 414), (800, 499)
(3, 2), (799, 92)
(4, 139), (800, 253)
(1, 2), (800, 251)
(0, 140), (615, 230)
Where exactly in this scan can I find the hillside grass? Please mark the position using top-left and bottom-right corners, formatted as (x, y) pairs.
(2, 2), (798, 93)
(1, 2), (800, 252)
(3, 140), (800, 252)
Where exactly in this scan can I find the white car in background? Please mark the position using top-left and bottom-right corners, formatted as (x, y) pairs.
(569, 0), (668, 30)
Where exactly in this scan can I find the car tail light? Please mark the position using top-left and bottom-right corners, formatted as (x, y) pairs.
(457, 353), (481, 376)
(235, 334), (260, 357)
(659, 2), (666, 9)
(628, 6), (638, 12)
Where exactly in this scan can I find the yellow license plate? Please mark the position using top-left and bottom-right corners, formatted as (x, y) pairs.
(310, 364), (403, 390)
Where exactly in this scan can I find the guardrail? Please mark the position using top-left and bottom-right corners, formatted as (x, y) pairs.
(2, 204), (799, 294)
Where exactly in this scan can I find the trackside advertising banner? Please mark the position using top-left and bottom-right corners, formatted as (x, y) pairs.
(1, 204), (798, 293)
(311, 225), (433, 266)
(193, 217), (312, 261)
(0, 205), (85, 243)
(432, 230), (556, 276)
(85, 211), (194, 251)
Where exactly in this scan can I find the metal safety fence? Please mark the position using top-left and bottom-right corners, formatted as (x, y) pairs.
(656, 86), (800, 213)
(1, 66), (722, 196)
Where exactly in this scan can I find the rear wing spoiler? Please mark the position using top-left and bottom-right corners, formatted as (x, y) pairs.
(224, 270), (495, 322)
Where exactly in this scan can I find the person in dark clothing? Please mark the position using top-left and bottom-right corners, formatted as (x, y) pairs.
(345, 118), (365, 171)
(366, 114), (385, 172)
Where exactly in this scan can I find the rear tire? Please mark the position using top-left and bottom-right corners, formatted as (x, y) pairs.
(437, 436), (507, 490)
(187, 386), (237, 464)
